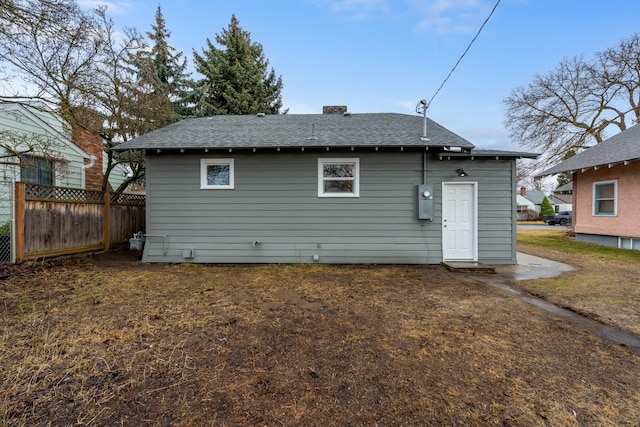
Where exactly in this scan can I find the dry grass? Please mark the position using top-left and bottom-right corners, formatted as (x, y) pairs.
(1, 249), (640, 426)
(517, 229), (640, 335)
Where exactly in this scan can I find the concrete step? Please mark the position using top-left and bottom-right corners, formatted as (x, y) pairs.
(441, 261), (496, 273)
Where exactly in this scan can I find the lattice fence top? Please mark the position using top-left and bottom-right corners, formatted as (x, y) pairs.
(24, 183), (145, 206)
(110, 192), (146, 206)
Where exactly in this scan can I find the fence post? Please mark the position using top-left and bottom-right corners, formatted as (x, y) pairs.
(14, 182), (24, 262)
(104, 191), (110, 251)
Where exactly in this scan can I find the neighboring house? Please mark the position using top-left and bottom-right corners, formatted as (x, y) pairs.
(0, 100), (92, 188)
(516, 186), (570, 217)
(0, 100), (127, 192)
(516, 187), (551, 217)
(114, 107), (537, 264)
(538, 124), (640, 250)
(550, 182), (573, 213)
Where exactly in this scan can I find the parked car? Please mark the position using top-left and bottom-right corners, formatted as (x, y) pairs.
(544, 211), (572, 226)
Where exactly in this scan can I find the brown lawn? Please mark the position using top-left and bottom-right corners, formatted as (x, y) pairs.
(517, 229), (640, 336)
(1, 248), (639, 426)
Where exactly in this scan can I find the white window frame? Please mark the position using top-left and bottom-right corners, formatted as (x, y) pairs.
(318, 158), (360, 198)
(593, 180), (617, 216)
(200, 158), (234, 190)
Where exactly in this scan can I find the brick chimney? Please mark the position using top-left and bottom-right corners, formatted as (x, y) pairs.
(520, 187), (526, 196)
(322, 105), (347, 115)
(73, 126), (104, 191)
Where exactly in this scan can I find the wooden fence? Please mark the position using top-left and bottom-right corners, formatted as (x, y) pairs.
(14, 182), (145, 262)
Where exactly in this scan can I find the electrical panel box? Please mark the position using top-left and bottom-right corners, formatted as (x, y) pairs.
(416, 184), (434, 221)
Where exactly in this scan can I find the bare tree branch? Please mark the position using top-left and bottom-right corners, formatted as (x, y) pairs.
(0, 2), (160, 193)
(504, 33), (640, 171)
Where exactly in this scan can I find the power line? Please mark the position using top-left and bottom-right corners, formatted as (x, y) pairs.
(427, 0), (502, 107)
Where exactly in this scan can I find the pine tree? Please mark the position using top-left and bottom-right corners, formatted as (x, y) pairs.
(130, 5), (194, 121)
(540, 196), (555, 218)
(193, 15), (284, 116)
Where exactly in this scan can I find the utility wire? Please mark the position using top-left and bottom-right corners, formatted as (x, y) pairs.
(427, 0), (502, 107)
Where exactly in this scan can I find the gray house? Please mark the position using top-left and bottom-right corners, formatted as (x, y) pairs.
(115, 108), (536, 264)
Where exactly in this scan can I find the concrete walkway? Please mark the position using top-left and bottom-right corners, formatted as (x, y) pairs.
(483, 252), (640, 356)
(494, 252), (575, 281)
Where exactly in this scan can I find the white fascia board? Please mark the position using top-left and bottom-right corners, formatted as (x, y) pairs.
(7, 102), (91, 159)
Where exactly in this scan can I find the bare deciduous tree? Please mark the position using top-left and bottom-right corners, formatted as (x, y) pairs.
(504, 33), (640, 169)
(0, 1), (176, 193)
(0, 130), (64, 168)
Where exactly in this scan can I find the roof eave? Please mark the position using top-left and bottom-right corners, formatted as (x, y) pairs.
(438, 151), (539, 161)
(113, 142), (462, 152)
(536, 157), (640, 178)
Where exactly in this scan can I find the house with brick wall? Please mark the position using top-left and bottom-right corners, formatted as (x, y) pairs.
(0, 100), (127, 192)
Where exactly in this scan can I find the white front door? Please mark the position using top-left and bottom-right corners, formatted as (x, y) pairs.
(442, 182), (477, 261)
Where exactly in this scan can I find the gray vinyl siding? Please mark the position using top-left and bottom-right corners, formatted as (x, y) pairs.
(427, 157), (517, 265)
(142, 149), (517, 264)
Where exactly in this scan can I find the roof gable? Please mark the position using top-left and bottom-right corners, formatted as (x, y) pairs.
(521, 189), (546, 205)
(114, 113), (476, 152)
(554, 182), (573, 192)
(537, 124), (640, 176)
(550, 194), (572, 204)
(0, 101), (90, 159)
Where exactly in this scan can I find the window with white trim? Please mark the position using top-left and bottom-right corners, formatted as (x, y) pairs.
(318, 158), (359, 197)
(593, 180), (617, 216)
(200, 158), (234, 189)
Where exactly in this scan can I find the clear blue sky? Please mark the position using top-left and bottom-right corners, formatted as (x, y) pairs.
(78, 0), (640, 152)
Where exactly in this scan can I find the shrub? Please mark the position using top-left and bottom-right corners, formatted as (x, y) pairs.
(523, 209), (541, 221)
(0, 222), (10, 235)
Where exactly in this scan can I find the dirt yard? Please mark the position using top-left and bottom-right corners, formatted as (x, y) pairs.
(1, 249), (640, 426)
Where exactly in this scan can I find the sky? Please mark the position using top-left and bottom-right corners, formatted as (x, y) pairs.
(69, 0), (640, 152)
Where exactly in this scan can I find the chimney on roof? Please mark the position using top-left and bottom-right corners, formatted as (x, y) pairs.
(520, 187), (526, 196)
(323, 105), (347, 115)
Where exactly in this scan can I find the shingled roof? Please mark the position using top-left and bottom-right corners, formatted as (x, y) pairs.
(113, 113), (476, 151)
(537, 123), (640, 177)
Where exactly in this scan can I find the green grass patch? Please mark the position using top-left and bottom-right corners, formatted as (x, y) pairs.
(517, 229), (640, 264)
(525, 277), (578, 295)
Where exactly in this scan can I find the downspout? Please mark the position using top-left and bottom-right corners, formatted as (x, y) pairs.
(81, 155), (97, 189)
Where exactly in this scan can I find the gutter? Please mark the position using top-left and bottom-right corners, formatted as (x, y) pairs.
(81, 155), (97, 189)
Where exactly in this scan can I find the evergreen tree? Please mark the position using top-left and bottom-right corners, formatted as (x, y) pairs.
(540, 196), (555, 217)
(130, 5), (194, 121)
(556, 173), (571, 189)
(193, 15), (284, 115)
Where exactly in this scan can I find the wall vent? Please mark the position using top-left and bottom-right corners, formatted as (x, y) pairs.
(183, 248), (195, 259)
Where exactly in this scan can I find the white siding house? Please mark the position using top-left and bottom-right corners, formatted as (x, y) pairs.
(0, 101), (91, 188)
(0, 100), (129, 192)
